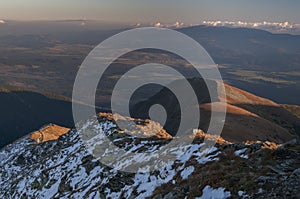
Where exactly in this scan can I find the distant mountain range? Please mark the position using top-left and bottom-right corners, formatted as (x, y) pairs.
(177, 25), (300, 105)
(202, 20), (300, 35)
(132, 20), (300, 35)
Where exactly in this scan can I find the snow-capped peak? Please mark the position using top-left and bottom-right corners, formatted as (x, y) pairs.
(202, 20), (300, 34)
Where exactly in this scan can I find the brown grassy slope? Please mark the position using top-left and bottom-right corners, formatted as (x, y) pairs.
(223, 83), (300, 137)
(200, 102), (293, 143)
(198, 82), (299, 143)
(30, 124), (70, 143)
(282, 104), (300, 119)
(132, 79), (299, 144)
(223, 83), (278, 105)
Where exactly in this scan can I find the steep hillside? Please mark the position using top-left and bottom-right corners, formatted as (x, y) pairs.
(0, 89), (103, 149)
(282, 104), (300, 119)
(1, 79), (298, 149)
(0, 113), (299, 198)
(132, 78), (300, 143)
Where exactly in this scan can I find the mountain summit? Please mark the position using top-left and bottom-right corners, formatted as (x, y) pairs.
(0, 112), (299, 198)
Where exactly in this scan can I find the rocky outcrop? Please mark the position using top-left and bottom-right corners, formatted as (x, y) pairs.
(30, 124), (70, 143)
(0, 114), (299, 198)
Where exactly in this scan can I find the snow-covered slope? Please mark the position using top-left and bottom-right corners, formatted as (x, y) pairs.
(0, 114), (299, 199)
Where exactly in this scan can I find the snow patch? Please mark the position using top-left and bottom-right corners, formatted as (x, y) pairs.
(234, 148), (248, 159)
(181, 166), (195, 180)
(258, 188), (264, 194)
(238, 190), (249, 198)
(196, 185), (231, 199)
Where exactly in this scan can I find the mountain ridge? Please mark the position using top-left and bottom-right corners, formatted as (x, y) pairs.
(132, 78), (300, 143)
(0, 112), (299, 198)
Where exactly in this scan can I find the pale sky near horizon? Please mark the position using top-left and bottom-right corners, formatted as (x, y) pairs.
(0, 0), (299, 24)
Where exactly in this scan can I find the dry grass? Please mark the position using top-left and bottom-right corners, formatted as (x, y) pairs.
(282, 104), (300, 119)
(224, 83), (278, 106)
(30, 124), (70, 143)
(151, 143), (280, 198)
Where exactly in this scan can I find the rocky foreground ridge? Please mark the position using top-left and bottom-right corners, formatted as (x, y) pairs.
(0, 113), (299, 199)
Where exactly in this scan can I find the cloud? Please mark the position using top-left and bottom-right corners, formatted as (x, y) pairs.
(154, 22), (162, 27)
(133, 21), (186, 29)
(173, 21), (184, 28)
(153, 22), (185, 28)
(202, 20), (300, 34)
(203, 20), (278, 28)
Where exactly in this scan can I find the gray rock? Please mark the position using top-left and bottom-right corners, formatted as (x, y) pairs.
(163, 192), (174, 199)
(292, 168), (300, 177)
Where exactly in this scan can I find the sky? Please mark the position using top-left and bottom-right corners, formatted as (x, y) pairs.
(0, 0), (299, 24)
